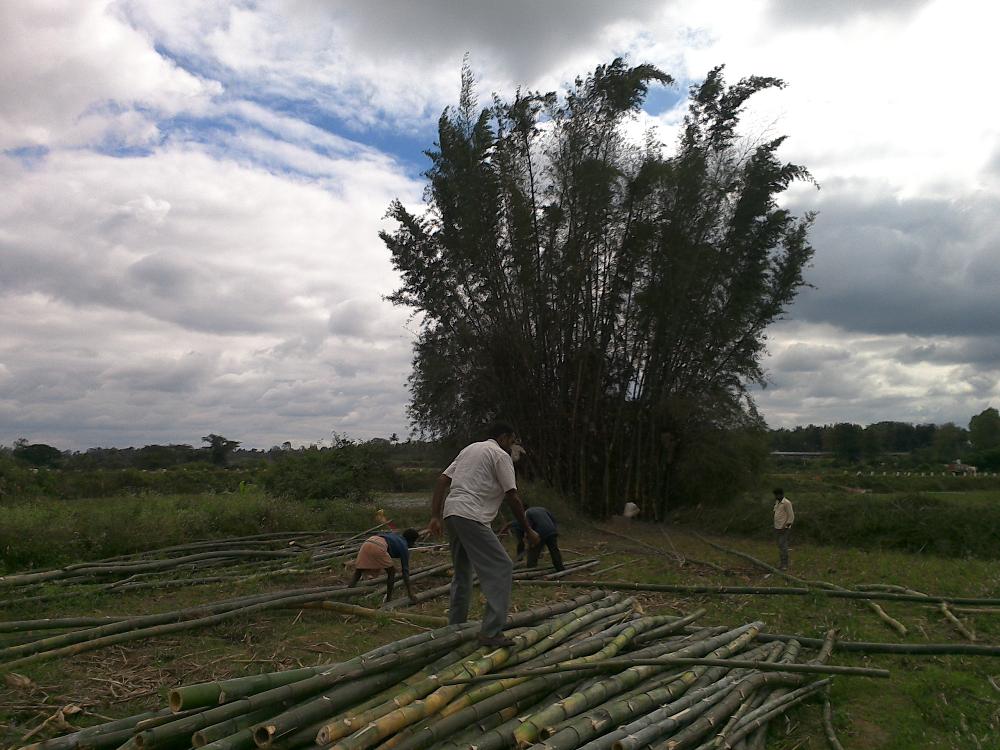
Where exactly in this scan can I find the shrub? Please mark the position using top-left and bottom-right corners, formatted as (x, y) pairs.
(261, 440), (394, 502)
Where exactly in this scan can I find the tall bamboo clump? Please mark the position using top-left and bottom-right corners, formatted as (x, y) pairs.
(382, 59), (816, 517)
(20, 593), (878, 750)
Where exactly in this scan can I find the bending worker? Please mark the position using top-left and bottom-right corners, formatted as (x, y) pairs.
(349, 528), (420, 604)
(503, 505), (564, 572)
(429, 421), (540, 648)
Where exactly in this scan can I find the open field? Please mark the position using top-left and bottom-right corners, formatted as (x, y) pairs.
(0, 477), (998, 749)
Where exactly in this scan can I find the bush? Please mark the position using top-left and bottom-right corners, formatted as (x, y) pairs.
(261, 441), (395, 502)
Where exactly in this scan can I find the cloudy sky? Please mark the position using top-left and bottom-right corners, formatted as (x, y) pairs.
(2, 0), (998, 450)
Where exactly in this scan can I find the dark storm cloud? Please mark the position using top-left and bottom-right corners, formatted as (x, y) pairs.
(783, 188), (1000, 338)
(303, 0), (665, 81)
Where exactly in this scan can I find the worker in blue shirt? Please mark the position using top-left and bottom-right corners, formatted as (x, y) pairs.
(349, 528), (420, 604)
(503, 505), (564, 572)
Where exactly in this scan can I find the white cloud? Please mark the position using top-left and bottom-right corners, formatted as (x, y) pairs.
(3, 0), (999, 449)
(0, 1), (218, 149)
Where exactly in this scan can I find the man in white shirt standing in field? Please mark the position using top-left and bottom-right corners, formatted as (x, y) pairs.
(429, 421), (540, 648)
(772, 487), (795, 571)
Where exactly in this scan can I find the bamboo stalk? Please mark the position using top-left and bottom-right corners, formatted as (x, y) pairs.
(939, 603), (976, 642)
(755, 633), (1000, 656)
(515, 579), (1000, 606)
(715, 679), (831, 750)
(439, 655), (888, 684)
(293, 602), (448, 627)
(510, 624), (763, 748)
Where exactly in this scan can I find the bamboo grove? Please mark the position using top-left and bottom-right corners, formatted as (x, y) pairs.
(19, 592), (874, 750)
(381, 59), (815, 517)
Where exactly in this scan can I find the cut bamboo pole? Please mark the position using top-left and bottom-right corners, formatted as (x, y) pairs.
(439, 656), (888, 684)
(515, 579), (1000, 606)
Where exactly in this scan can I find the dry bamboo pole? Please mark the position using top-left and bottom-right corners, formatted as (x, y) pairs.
(0, 616), (128, 633)
(18, 710), (173, 750)
(820, 685), (845, 750)
(754, 633), (1000, 656)
(691, 533), (909, 635)
(742, 630), (833, 748)
(939, 602), (976, 641)
(509, 624), (763, 748)
(713, 679), (831, 750)
(0, 549), (305, 587)
(2, 563), (455, 669)
(536, 630), (774, 750)
(601, 676), (743, 750)
(647, 672), (815, 750)
(290, 602), (448, 627)
(573, 644), (781, 750)
(513, 579), (1000, 606)
(0, 585), (383, 670)
(591, 525), (726, 573)
(438, 656), (888, 684)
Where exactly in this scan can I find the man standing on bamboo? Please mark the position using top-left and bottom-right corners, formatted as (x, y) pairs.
(772, 488), (795, 571)
(428, 421), (540, 648)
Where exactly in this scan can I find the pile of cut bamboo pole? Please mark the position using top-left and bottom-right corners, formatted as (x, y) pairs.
(19, 592), (880, 750)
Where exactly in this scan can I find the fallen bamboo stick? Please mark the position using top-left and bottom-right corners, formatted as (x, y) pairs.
(438, 657), (889, 684)
(514, 579), (1000, 606)
(293, 602), (448, 627)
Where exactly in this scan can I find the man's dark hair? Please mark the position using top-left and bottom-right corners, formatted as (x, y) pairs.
(402, 528), (420, 546)
(773, 488), (784, 498)
(487, 421), (516, 439)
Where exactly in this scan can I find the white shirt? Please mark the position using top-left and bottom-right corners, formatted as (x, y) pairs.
(442, 439), (517, 524)
(773, 497), (794, 529)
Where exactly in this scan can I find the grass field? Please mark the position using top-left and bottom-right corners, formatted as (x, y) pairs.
(0, 477), (998, 749)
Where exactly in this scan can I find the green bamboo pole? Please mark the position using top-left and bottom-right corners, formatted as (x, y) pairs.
(193, 707), (277, 747)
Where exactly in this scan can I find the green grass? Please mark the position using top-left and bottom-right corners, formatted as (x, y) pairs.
(578, 526), (1000, 749)
(669, 484), (1000, 559)
(0, 489), (427, 573)
(2, 475), (999, 749)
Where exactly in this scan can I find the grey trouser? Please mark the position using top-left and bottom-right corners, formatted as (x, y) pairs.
(445, 515), (513, 637)
(775, 528), (791, 569)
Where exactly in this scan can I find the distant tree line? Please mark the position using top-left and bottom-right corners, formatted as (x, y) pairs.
(0, 434), (446, 502)
(770, 407), (1000, 468)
